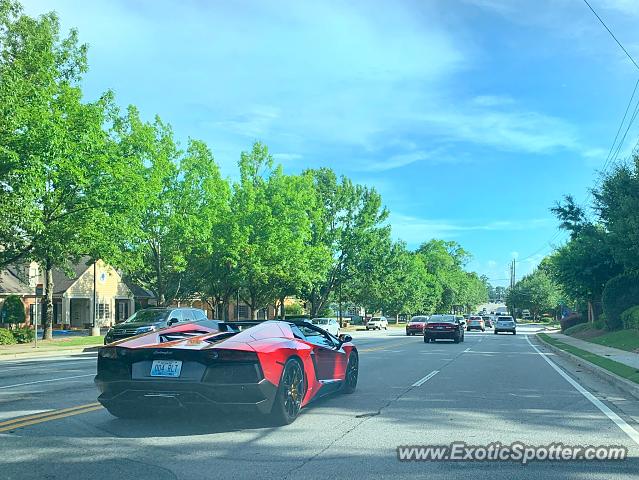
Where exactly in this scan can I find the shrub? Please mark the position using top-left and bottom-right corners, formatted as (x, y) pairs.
(0, 295), (25, 325)
(284, 302), (304, 316)
(592, 318), (606, 330)
(0, 329), (16, 345)
(602, 273), (639, 330)
(12, 326), (34, 344)
(560, 313), (585, 332)
(620, 306), (639, 330)
(564, 323), (592, 336)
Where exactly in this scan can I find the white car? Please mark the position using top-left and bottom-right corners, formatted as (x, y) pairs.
(310, 318), (340, 336)
(494, 316), (517, 335)
(366, 316), (388, 330)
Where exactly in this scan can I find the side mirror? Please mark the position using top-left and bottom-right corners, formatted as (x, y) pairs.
(168, 318), (179, 326)
(338, 334), (352, 343)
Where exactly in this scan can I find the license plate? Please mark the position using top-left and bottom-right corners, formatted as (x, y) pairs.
(150, 360), (182, 377)
(436, 326), (444, 330)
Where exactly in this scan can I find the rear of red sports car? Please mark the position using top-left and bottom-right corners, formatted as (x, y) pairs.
(95, 320), (358, 424)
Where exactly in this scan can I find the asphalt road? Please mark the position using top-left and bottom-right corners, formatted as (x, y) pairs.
(1, 326), (639, 479)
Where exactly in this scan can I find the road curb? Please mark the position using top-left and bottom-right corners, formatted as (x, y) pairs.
(0, 345), (100, 361)
(536, 333), (639, 401)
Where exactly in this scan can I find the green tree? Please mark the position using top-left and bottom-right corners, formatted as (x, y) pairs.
(0, 295), (25, 326)
(0, 3), (133, 338)
(300, 168), (389, 317)
(593, 157), (639, 272)
(506, 270), (560, 319)
(231, 143), (319, 319)
(548, 196), (622, 321)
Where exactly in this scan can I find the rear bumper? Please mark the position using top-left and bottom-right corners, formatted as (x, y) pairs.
(424, 330), (459, 339)
(494, 329), (516, 333)
(95, 377), (278, 415)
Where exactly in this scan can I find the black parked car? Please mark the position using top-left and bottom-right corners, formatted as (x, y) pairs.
(104, 307), (208, 344)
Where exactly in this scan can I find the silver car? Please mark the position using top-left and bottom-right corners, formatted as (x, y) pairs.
(494, 316), (516, 335)
(310, 317), (340, 336)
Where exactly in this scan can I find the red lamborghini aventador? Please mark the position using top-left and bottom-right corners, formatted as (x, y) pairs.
(95, 319), (358, 425)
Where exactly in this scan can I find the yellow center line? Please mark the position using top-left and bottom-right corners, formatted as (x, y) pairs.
(359, 340), (414, 352)
(0, 402), (103, 432)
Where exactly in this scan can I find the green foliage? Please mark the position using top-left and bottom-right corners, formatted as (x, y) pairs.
(602, 272), (639, 330)
(0, 328), (16, 345)
(563, 323), (593, 336)
(285, 302), (305, 316)
(0, 295), (25, 324)
(507, 269), (560, 318)
(592, 317), (606, 330)
(620, 306), (639, 330)
(594, 157), (639, 272)
(560, 313), (585, 332)
(11, 326), (34, 343)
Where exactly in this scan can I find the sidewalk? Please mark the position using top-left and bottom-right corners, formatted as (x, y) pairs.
(0, 337), (103, 361)
(549, 333), (639, 369)
(538, 331), (639, 400)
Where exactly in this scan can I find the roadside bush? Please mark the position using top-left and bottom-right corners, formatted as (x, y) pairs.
(563, 323), (592, 336)
(560, 313), (585, 332)
(620, 306), (639, 331)
(284, 302), (304, 316)
(602, 273), (639, 330)
(0, 328), (16, 345)
(592, 317), (606, 330)
(11, 326), (34, 344)
(0, 295), (25, 325)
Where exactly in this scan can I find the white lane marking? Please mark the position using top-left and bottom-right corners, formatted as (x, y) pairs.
(0, 374), (94, 390)
(526, 336), (639, 447)
(412, 370), (439, 387)
(463, 347), (471, 353)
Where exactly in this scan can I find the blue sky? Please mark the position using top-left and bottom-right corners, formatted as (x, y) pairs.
(23, 0), (639, 285)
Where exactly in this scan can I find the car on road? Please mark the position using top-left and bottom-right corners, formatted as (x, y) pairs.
(310, 317), (340, 336)
(494, 316), (517, 335)
(95, 319), (358, 425)
(405, 315), (428, 335)
(482, 315), (493, 328)
(103, 307), (208, 344)
(466, 315), (485, 332)
(423, 314), (465, 343)
(366, 316), (388, 330)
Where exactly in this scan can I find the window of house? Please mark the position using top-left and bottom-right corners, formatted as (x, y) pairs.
(237, 305), (249, 319)
(97, 303), (111, 320)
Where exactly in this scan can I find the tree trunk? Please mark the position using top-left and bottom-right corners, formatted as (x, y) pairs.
(43, 259), (53, 340)
(396, 313), (399, 324)
(280, 296), (286, 320)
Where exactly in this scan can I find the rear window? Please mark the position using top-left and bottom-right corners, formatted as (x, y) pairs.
(498, 317), (514, 321)
(469, 316), (481, 320)
(313, 319), (329, 325)
(428, 315), (455, 323)
(122, 309), (169, 324)
(370, 317), (382, 321)
(410, 316), (427, 322)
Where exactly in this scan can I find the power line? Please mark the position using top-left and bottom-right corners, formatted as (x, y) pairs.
(521, 1), (639, 260)
(581, 0), (639, 71)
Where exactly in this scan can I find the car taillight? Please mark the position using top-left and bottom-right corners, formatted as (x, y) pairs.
(207, 349), (258, 362)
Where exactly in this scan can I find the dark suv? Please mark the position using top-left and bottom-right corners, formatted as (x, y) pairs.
(104, 307), (208, 344)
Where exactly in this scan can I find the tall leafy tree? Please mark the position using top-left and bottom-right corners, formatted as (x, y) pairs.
(300, 168), (389, 316)
(0, 3), (133, 338)
(506, 269), (560, 319)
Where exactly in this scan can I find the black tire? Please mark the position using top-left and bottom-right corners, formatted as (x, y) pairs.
(513, 331), (517, 335)
(423, 336), (430, 343)
(494, 330), (498, 334)
(342, 350), (358, 394)
(461, 332), (465, 343)
(481, 328), (485, 332)
(271, 358), (305, 425)
(453, 334), (460, 344)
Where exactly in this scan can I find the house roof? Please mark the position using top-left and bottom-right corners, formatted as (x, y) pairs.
(1, 258), (155, 299)
(124, 280), (155, 299)
(51, 257), (94, 295)
(0, 268), (30, 295)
